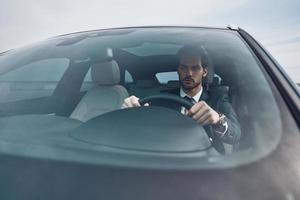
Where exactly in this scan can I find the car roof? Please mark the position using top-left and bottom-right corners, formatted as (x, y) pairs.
(51, 25), (237, 39)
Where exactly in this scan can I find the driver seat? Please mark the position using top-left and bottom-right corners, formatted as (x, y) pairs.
(70, 60), (128, 122)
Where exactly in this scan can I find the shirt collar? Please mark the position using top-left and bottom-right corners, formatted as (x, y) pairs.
(180, 87), (203, 102)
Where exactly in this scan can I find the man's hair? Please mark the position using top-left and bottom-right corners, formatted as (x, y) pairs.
(177, 45), (209, 68)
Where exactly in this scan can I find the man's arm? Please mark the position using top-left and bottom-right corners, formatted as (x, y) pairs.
(187, 89), (241, 145)
(214, 92), (241, 145)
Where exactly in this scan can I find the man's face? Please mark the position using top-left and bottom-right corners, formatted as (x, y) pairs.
(177, 55), (208, 90)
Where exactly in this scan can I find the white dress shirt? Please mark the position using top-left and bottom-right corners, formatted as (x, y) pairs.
(180, 87), (202, 114)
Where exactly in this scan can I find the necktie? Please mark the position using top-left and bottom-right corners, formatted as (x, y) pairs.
(181, 96), (196, 114)
(183, 96), (196, 105)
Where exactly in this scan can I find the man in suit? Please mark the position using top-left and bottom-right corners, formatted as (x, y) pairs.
(122, 45), (241, 154)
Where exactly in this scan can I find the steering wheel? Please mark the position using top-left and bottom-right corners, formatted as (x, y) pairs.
(138, 94), (194, 110)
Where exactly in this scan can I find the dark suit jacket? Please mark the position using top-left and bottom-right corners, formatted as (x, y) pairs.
(155, 87), (241, 154)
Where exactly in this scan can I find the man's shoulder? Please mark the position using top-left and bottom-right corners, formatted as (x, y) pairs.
(207, 86), (230, 103)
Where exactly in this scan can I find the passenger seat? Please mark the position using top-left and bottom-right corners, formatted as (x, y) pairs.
(70, 60), (128, 122)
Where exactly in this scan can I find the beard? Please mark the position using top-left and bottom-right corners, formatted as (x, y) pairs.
(180, 77), (201, 91)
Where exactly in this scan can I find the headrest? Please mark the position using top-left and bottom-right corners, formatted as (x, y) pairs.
(210, 74), (222, 86)
(91, 60), (120, 85)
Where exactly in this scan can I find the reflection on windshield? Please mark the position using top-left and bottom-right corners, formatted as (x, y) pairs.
(0, 27), (282, 169)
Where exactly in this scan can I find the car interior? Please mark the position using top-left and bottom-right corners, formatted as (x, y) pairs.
(0, 28), (283, 170)
(63, 46), (247, 152)
(0, 45), (261, 152)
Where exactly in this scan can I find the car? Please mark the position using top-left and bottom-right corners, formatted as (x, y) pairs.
(0, 26), (299, 200)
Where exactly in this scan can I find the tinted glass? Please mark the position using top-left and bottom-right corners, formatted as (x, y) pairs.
(0, 27), (282, 169)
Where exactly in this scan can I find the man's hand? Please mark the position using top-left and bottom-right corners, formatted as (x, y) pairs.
(121, 95), (150, 108)
(187, 101), (220, 126)
(122, 95), (141, 108)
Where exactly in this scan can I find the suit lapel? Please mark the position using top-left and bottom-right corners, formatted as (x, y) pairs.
(199, 89), (209, 102)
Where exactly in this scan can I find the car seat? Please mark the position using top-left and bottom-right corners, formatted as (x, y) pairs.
(70, 60), (128, 122)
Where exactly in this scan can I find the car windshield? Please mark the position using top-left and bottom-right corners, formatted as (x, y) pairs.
(0, 27), (282, 169)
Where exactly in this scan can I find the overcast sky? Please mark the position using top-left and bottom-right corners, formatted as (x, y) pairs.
(1, 0), (299, 82)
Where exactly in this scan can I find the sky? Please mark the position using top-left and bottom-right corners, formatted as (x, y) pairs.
(0, 0), (299, 82)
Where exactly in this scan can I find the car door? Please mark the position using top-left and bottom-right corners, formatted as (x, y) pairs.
(0, 58), (70, 116)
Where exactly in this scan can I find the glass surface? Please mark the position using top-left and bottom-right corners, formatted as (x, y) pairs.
(0, 27), (283, 168)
